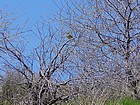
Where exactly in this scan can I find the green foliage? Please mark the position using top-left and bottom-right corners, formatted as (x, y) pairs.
(106, 97), (140, 105)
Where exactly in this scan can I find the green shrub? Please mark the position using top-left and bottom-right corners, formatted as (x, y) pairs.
(106, 97), (140, 105)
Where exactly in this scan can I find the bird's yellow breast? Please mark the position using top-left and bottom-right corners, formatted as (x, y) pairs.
(66, 33), (73, 39)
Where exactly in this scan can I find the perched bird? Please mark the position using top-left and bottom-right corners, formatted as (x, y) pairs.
(66, 33), (73, 39)
(39, 70), (44, 78)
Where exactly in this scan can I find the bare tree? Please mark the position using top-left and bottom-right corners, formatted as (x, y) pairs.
(53, 0), (140, 100)
(30, 22), (76, 105)
(0, 0), (140, 104)
(0, 9), (76, 104)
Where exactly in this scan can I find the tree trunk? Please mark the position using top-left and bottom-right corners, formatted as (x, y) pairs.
(125, 38), (139, 99)
(126, 68), (139, 99)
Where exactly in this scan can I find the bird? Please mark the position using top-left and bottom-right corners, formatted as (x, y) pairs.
(66, 33), (73, 39)
(39, 70), (44, 78)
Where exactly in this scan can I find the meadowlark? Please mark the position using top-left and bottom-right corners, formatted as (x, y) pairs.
(66, 33), (73, 39)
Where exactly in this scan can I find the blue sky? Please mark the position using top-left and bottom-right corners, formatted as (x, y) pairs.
(0, 1), (62, 72)
(0, 0), (61, 48)
(0, 0), (58, 25)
